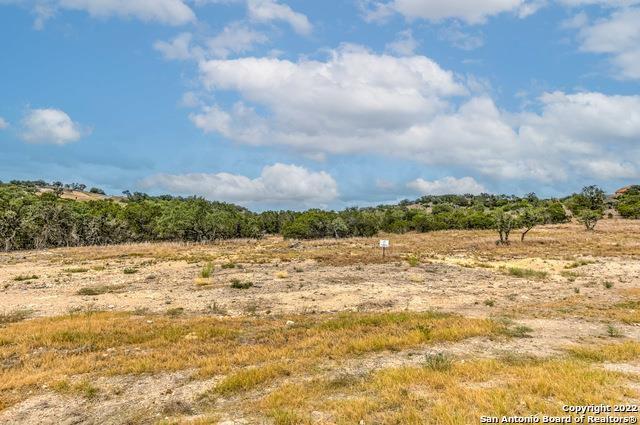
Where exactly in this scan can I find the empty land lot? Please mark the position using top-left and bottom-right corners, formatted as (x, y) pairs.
(1, 219), (640, 424)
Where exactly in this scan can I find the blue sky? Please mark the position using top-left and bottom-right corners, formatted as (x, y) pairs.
(1, 0), (639, 210)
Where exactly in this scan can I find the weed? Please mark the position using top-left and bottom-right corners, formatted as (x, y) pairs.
(503, 325), (533, 338)
(606, 325), (623, 338)
(123, 268), (138, 275)
(507, 267), (548, 280)
(231, 280), (253, 290)
(206, 302), (227, 315)
(12, 275), (38, 282)
(166, 308), (185, 317)
(603, 281), (614, 289)
(275, 271), (289, 279)
(200, 262), (214, 278)
(64, 268), (89, 273)
(0, 309), (32, 325)
(423, 353), (453, 371)
(484, 299), (496, 307)
(407, 255), (420, 267)
(221, 263), (236, 269)
(565, 260), (594, 269)
(76, 284), (125, 296)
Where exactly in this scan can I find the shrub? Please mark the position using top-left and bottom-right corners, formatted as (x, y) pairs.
(578, 210), (601, 231)
(231, 279), (253, 289)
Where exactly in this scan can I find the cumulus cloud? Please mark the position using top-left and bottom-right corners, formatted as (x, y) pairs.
(363, 0), (534, 24)
(188, 45), (640, 184)
(247, 0), (312, 35)
(407, 176), (487, 195)
(3, 0), (196, 28)
(576, 7), (640, 79)
(139, 163), (338, 205)
(20, 108), (87, 145)
(0, 117), (8, 129)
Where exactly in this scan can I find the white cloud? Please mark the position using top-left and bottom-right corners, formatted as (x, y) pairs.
(189, 45), (640, 184)
(247, 0), (312, 35)
(576, 7), (640, 79)
(140, 163), (338, 205)
(154, 32), (194, 60)
(0, 117), (8, 129)
(197, 45), (466, 139)
(407, 176), (486, 195)
(207, 22), (268, 58)
(20, 108), (87, 145)
(154, 23), (267, 61)
(5, 0), (196, 27)
(364, 0), (533, 24)
(385, 30), (419, 56)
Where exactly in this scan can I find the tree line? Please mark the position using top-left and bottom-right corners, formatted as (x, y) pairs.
(0, 180), (630, 252)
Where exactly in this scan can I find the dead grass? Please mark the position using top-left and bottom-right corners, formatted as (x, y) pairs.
(76, 284), (126, 296)
(0, 309), (32, 325)
(256, 352), (639, 424)
(510, 294), (640, 324)
(0, 311), (504, 411)
(505, 267), (548, 280)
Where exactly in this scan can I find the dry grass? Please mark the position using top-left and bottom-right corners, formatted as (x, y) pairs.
(0, 311), (505, 411)
(254, 345), (640, 424)
(510, 294), (640, 324)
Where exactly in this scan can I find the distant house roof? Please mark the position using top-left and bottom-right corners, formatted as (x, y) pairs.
(614, 186), (638, 198)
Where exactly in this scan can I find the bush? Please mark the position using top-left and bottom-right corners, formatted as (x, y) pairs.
(230, 279), (253, 289)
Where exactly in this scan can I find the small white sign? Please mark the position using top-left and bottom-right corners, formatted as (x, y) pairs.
(379, 240), (390, 248)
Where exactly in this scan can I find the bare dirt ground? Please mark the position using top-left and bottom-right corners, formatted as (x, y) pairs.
(1, 219), (640, 424)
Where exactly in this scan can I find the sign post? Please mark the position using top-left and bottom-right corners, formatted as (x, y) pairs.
(379, 240), (390, 258)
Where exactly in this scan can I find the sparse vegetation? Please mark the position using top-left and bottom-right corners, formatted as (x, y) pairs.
(0, 309), (32, 325)
(76, 284), (125, 296)
(2, 186), (640, 422)
(200, 262), (214, 278)
(606, 324), (623, 338)
(123, 267), (138, 274)
(506, 267), (548, 279)
(64, 267), (89, 273)
(423, 352), (453, 371)
(231, 280), (253, 289)
(13, 274), (38, 281)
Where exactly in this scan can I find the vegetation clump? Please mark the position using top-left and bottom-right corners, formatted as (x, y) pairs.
(13, 274), (38, 282)
(231, 280), (253, 289)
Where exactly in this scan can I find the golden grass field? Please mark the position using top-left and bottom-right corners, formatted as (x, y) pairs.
(1, 219), (640, 424)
